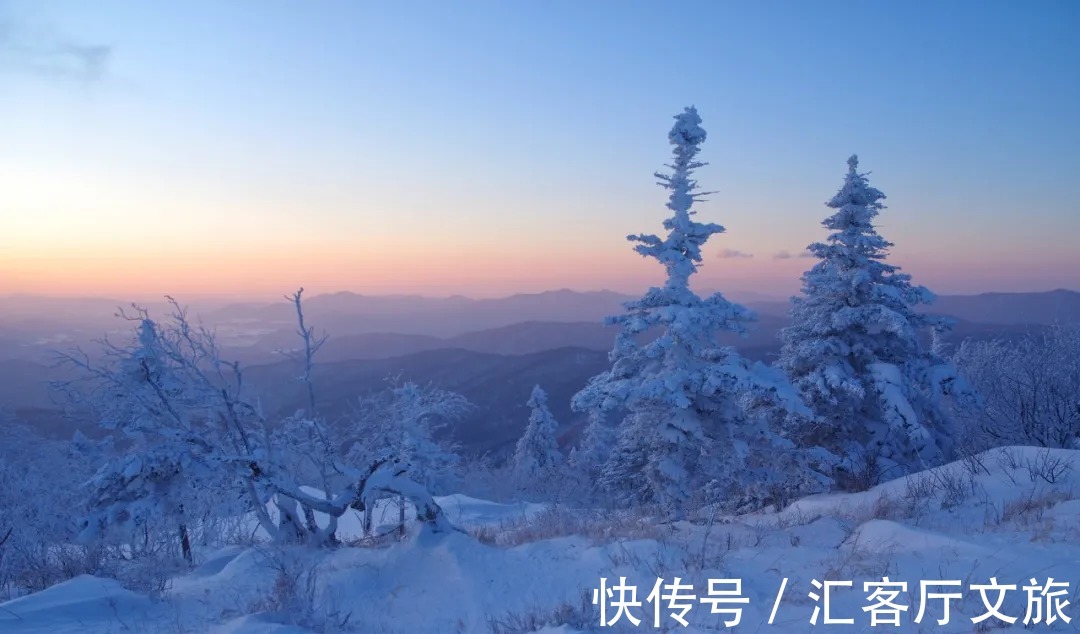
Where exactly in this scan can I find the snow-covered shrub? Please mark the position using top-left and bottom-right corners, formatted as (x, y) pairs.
(954, 324), (1080, 451)
(0, 419), (102, 598)
(722, 424), (836, 511)
(486, 590), (597, 634)
(454, 452), (520, 503)
(1024, 447), (1074, 484)
(113, 555), (180, 599)
(249, 546), (354, 633)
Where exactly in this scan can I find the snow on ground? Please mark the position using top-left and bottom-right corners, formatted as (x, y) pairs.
(0, 575), (170, 633)
(3, 446), (1080, 633)
(252, 492), (547, 542)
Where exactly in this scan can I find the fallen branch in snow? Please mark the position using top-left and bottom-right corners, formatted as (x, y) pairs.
(0, 604), (23, 621)
(253, 455), (458, 541)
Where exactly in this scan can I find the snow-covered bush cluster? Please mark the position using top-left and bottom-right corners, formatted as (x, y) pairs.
(0, 417), (101, 598)
(953, 324), (1080, 452)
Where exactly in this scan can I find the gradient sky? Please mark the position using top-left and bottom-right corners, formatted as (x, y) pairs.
(1, 1), (1078, 300)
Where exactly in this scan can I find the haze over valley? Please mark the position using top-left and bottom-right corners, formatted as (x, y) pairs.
(4, 287), (1078, 454)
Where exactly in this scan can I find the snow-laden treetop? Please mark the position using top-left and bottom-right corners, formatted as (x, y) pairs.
(805, 153), (935, 321)
(632, 106), (724, 291)
(819, 154), (891, 256)
(526, 384), (548, 410)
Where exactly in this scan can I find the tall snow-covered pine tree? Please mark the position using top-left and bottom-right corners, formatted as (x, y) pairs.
(573, 107), (806, 514)
(778, 155), (965, 478)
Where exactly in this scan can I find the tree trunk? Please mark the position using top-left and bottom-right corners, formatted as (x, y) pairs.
(398, 494), (406, 539)
(179, 523), (192, 564)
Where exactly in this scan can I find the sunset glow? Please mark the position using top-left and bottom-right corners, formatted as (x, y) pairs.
(2, 0), (1078, 300)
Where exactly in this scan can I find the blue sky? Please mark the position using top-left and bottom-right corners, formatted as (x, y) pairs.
(1, 0), (1078, 298)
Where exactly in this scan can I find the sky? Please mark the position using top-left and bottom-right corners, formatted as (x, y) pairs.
(1, 0), (1078, 300)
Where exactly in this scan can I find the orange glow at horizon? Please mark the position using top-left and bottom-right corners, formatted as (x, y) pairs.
(4, 236), (1077, 300)
(0, 245), (682, 299)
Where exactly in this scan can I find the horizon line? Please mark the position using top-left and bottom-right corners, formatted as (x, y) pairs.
(2, 286), (1078, 305)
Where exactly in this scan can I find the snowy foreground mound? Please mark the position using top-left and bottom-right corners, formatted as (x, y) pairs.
(4, 448), (1080, 633)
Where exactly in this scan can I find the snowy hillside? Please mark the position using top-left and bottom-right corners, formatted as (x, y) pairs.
(3, 446), (1078, 633)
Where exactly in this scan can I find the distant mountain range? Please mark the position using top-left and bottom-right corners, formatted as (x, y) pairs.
(5, 287), (1078, 341)
(214, 288), (1079, 363)
(742, 288), (1080, 324)
(222, 316), (788, 365)
(928, 289), (1080, 325)
(206, 289), (638, 339)
(2, 288), (1078, 454)
(201, 286), (1080, 332)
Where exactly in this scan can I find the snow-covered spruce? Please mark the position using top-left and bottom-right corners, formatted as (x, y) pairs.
(511, 385), (565, 496)
(778, 155), (971, 483)
(573, 107), (815, 515)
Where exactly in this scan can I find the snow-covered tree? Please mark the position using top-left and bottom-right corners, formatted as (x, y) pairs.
(259, 299), (469, 540)
(73, 317), (219, 563)
(346, 379), (469, 494)
(62, 294), (462, 550)
(778, 155), (968, 481)
(573, 107), (810, 515)
(391, 382), (470, 492)
(567, 409), (615, 495)
(339, 378), (468, 536)
(511, 385), (564, 495)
